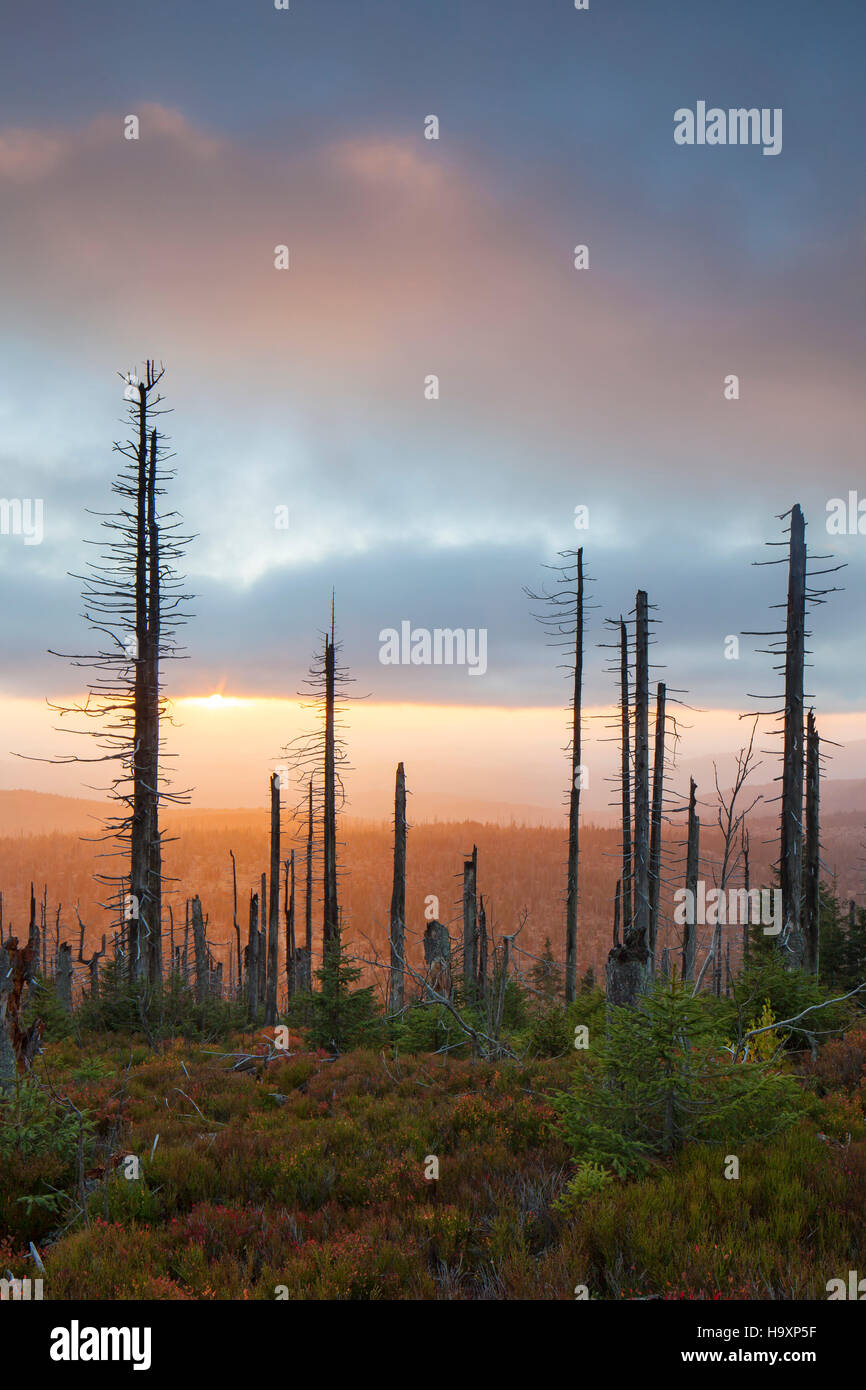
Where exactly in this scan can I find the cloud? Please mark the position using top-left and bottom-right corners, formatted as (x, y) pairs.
(0, 103), (863, 724)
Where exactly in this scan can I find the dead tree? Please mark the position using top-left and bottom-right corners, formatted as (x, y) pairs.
(648, 681), (666, 968)
(0, 937), (43, 1089)
(40, 363), (193, 990)
(28, 883), (39, 979)
(230, 850), (242, 999)
(780, 505), (807, 966)
(525, 550), (588, 1001)
(682, 778), (699, 983)
(804, 709), (820, 975)
(265, 773), (280, 1025)
(303, 778), (313, 991)
(619, 617), (633, 935)
(258, 871), (267, 1005)
(463, 845), (478, 998)
(633, 591), (651, 947)
(76, 906), (106, 998)
(56, 943), (74, 1014)
(605, 595), (652, 1006)
(742, 826), (751, 966)
(323, 628), (339, 962)
(745, 505), (842, 971)
(493, 931), (516, 1040)
(424, 920), (452, 999)
(246, 890), (259, 1021)
(285, 852), (296, 998)
(477, 895), (488, 1005)
(284, 604), (359, 980)
(708, 718), (762, 988)
(388, 762), (407, 1012)
(191, 895), (208, 1005)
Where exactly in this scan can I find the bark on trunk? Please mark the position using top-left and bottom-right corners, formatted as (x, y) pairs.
(389, 762), (407, 1013)
(323, 636), (339, 962)
(477, 895), (488, 1006)
(266, 773), (280, 1025)
(780, 504), (806, 968)
(285, 852), (296, 998)
(305, 778), (313, 966)
(0, 937), (43, 1089)
(424, 920), (452, 999)
(56, 943), (74, 1013)
(804, 708), (820, 975)
(619, 618), (633, 934)
(633, 591), (651, 947)
(191, 895), (208, 1005)
(463, 845), (478, 1000)
(683, 778), (699, 983)
(648, 681), (666, 970)
(565, 548), (584, 1003)
(606, 594), (651, 1006)
(246, 890), (259, 1021)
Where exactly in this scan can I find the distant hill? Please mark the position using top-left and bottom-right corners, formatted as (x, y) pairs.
(0, 779), (864, 840)
(0, 789), (113, 836)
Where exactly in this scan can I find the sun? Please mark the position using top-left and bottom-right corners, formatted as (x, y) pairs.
(195, 693), (247, 710)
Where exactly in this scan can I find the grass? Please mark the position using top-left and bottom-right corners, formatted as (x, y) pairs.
(1, 1027), (864, 1299)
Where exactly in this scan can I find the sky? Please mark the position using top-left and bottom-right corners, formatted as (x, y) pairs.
(0, 0), (864, 814)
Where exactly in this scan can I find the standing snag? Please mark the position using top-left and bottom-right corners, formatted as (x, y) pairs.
(389, 762), (407, 1013)
(44, 363), (193, 993)
(525, 550), (588, 1002)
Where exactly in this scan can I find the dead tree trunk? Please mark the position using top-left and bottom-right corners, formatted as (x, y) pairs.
(230, 849), (242, 1000)
(606, 594), (652, 1006)
(266, 774), (280, 1025)
(191, 895), (208, 1005)
(619, 618), (633, 935)
(246, 890), (259, 1021)
(389, 762), (407, 1013)
(741, 827), (751, 966)
(258, 872), (267, 1005)
(424, 920), (452, 999)
(804, 708), (820, 975)
(285, 853), (296, 998)
(77, 907), (106, 998)
(780, 503), (806, 967)
(463, 845), (478, 1000)
(130, 405), (161, 987)
(0, 937), (43, 1089)
(305, 777), (313, 986)
(648, 680), (666, 970)
(56, 943), (74, 1014)
(633, 591), (651, 949)
(683, 778), (699, 983)
(28, 883), (39, 977)
(494, 933), (514, 1041)
(323, 633), (339, 963)
(565, 548), (584, 1003)
(477, 895), (488, 1007)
